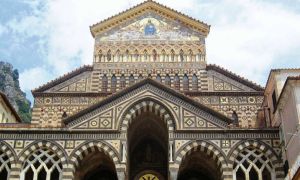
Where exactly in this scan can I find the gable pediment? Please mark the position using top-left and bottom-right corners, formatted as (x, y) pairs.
(96, 13), (204, 42)
(90, 0), (210, 38)
(65, 79), (231, 131)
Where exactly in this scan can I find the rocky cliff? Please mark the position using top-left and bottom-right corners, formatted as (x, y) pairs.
(0, 61), (31, 122)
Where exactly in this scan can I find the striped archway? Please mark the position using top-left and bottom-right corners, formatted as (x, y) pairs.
(175, 140), (229, 180)
(69, 140), (120, 180)
(0, 141), (17, 180)
(119, 98), (176, 132)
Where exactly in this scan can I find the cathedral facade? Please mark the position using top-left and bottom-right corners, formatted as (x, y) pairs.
(0, 1), (287, 180)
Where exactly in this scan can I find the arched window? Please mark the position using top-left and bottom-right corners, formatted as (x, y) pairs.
(120, 74), (126, 89)
(62, 111), (68, 119)
(188, 49), (193, 61)
(116, 49), (121, 62)
(0, 150), (11, 180)
(102, 74), (108, 92)
(233, 147), (274, 180)
(156, 74), (161, 83)
(143, 50), (148, 61)
(165, 74), (171, 87)
(107, 50), (112, 61)
(197, 49), (202, 61)
(129, 74), (135, 85)
(183, 74), (189, 91)
(232, 111), (239, 126)
(111, 74), (117, 93)
(125, 50), (130, 61)
(179, 49), (184, 62)
(171, 49), (175, 61)
(192, 74), (198, 91)
(152, 49), (157, 61)
(98, 50), (103, 62)
(134, 49), (139, 61)
(21, 147), (62, 180)
(138, 74), (143, 81)
(161, 49), (166, 62)
(174, 74), (180, 90)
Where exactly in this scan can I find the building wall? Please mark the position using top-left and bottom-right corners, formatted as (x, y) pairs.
(0, 96), (18, 123)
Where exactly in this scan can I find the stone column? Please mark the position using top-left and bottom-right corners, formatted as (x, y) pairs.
(121, 141), (127, 163)
(169, 141), (174, 163)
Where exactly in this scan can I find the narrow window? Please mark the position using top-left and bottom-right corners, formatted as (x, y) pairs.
(162, 49), (166, 61)
(144, 50), (148, 60)
(192, 74), (198, 91)
(188, 49), (193, 61)
(156, 74), (161, 83)
(183, 74), (189, 91)
(107, 50), (111, 61)
(138, 74), (143, 81)
(98, 50), (103, 61)
(165, 74), (171, 87)
(116, 49), (121, 62)
(174, 74), (180, 90)
(134, 49), (139, 61)
(120, 74), (126, 89)
(179, 49), (184, 62)
(129, 74), (135, 86)
(272, 90), (277, 111)
(171, 49), (175, 61)
(111, 74), (117, 92)
(102, 74), (108, 92)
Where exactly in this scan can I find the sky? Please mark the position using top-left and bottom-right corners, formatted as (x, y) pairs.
(0, 0), (300, 103)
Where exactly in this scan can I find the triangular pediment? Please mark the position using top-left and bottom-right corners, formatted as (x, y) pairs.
(90, 0), (210, 38)
(64, 79), (231, 131)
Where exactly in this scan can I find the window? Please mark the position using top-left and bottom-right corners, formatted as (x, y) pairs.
(174, 74), (180, 90)
(98, 50), (103, 61)
(116, 49), (121, 62)
(21, 148), (62, 180)
(107, 50), (111, 61)
(188, 49), (193, 61)
(183, 74), (189, 91)
(179, 49), (184, 62)
(232, 111), (239, 126)
(111, 74), (117, 92)
(152, 49), (157, 61)
(233, 147), (274, 180)
(161, 49), (166, 61)
(171, 49), (175, 61)
(134, 49), (139, 61)
(102, 74), (108, 92)
(144, 20), (156, 35)
(165, 74), (171, 87)
(143, 50), (148, 60)
(120, 74), (126, 89)
(156, 74), (161, 83)
(138, 74), (143, 81)
(192, 74), (198, 91)
(129, 74), (135, 86)
(125, 50), (130, 61)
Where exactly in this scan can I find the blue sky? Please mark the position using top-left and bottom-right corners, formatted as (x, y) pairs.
(1, 0), (300, 103)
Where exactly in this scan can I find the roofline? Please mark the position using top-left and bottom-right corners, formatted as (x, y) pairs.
(32, 65), (93, 94)
(63, 78), (232, 125)
(90, 0), (210, 38)
(207, 64), (264, 91)
(0, 91), (21, 122)
(264, 68), (300, 93)
(274, 76), (300, 112)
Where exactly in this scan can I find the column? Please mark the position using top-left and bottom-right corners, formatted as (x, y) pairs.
(121, 141), (127, 163)
(169, 141), (174, 163)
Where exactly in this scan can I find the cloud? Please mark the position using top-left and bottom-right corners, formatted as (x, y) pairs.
(2, 0), (300, 96)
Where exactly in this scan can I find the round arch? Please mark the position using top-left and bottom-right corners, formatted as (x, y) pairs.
(175, 140), (228, 180)
(228, 140), (283, 180)
(69, 140), (120, 168)
(118, 97), (177, 132)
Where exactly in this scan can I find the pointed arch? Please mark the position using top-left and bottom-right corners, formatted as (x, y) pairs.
(107, 49), (112, 61)
(170, 49), (175, 61)
(143, 49), (148, 61)
(165, 74), (171, 87)
(183, 74), (189, 91)
(161, 49), (166, 61)
(152, 49), (157, 61)
(179, 49), (184, 62)
(129, 74), (135, 85)
(115, 49), (121, 62)
(228, 140), (283, 180)
(98, 50), (103, 62)
(120, 74), (126, 89)
(156, 74), (162, 83)
(102, 74), (108, 92)
(111, 74), (117, 93)
(174, 74), (180, 90)
(0, 141), (16, 180)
